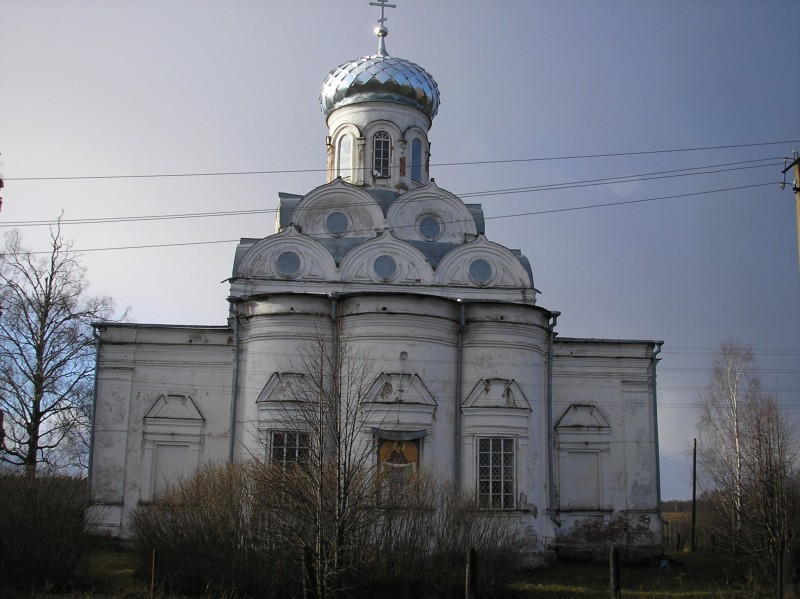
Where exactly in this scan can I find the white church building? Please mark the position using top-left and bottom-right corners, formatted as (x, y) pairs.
(89, 12), (663, 559)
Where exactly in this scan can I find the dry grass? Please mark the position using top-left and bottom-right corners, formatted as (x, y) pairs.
(509, 552), (757, 598)
(23, 544), (778, 599)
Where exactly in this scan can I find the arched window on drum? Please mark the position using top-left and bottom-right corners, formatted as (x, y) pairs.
(373, 131), (391, 178)
(411, 138), (423, 183)
(336, 134), (353, 182)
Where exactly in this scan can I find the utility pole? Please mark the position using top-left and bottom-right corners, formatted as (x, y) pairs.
(781, 151), (800, 270)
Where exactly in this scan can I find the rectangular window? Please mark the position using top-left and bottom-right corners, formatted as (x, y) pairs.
(272, 431), (309, 467)
(477, 437), (515, 509)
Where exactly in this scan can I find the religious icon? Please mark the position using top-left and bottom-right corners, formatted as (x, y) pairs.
(378, 438), (418, 501)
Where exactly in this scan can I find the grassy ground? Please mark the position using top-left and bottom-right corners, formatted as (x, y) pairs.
(508, 552), (759, 598)
(15, 545), (772, 599)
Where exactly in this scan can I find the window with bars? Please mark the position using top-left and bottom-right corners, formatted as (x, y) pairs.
(477, 437), (515, 509)
(272, 431), (310, 467)
(372, 131), (391, 177)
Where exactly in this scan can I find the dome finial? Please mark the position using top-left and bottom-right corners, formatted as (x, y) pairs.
(369, 1), (396, 56)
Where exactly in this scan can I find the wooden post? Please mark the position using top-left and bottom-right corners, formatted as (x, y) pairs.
(610, 545), (621, 599)
(150, 549), (157, 599)
(303, 544), (316, 599)
(465, 547), (478, 599)
(784, 548), (794, 599)
(691, 438), (697, 551)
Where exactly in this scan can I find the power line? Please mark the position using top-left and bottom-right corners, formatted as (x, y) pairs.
(482, 182), (777, 222)
(458, 159), (781, 199)
(0, 159), (782, 229)
(4, 140), (797, 182)
(17, 181), (779, 254)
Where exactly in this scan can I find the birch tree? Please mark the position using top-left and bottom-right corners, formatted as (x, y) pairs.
(0, 227), (115, 475)
(697, 340), (761, 557)
(697, 340), (800, 583)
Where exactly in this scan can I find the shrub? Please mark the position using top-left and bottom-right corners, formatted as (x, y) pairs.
(0, 473), (93, 593)
(359, 476), (527, 599)
(131, 464), (529, 598)
(129, 462), (299, 598)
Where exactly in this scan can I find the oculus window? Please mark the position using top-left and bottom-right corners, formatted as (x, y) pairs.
(469, 258), (493, 285)
(325, 211), (349, 236)
(276, 251), (301, 277)
(373, 254), (398, 281)
(417, 213), (443, 241)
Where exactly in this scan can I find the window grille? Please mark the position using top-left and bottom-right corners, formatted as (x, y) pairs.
(477, 437), (515, 509)
(272, 431), (310, 467)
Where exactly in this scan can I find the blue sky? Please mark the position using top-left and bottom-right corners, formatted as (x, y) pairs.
(2, 0), (799, 499)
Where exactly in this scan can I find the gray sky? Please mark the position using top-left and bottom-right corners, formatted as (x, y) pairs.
(2, 0), (799, 499)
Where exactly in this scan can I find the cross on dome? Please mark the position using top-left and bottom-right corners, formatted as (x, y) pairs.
(369, 0), (396, 32)
(369, 0), (396, 54)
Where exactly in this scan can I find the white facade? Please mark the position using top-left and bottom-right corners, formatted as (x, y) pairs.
(90, 25), (663, 559)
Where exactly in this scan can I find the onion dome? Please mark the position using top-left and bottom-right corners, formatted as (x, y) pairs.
(320, 28), (440, 120)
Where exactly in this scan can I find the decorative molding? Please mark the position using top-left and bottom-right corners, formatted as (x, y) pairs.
(144, 394), (204, 421)
(464, 378), (531, 410)
(555, 404), (611, 431)
(257, 372), (308, 403)
(364, 372), (437, 406)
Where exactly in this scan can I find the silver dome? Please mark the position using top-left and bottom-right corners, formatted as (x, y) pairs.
(320, 48), (440, 120)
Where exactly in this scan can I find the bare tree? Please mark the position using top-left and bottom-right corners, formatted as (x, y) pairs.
(0, 226), (115, 475)
(697, 340), (800, 583)
(255, 323), (382, 599)
(738, 397), (800, 579)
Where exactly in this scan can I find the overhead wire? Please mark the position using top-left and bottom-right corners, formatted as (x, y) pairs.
(0, 157), (783, 230)
(13, 180), (781, 255)
(4, 139), (798, 182)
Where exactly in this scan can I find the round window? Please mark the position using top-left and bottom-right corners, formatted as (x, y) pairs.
(468, 258), (493, 285)
(419, 215), (442, 241)
(417, 213), (443, 241)
(276, 251), (301, 277)
(373, 254), (398, 281)
(326, 211), (349, 236)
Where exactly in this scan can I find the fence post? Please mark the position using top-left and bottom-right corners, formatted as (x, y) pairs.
(610, 545), (621, 599)
(150, 549), (157, 599)
(465, 547), (478, 599)
(303, 544), (316, 599)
